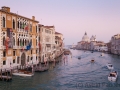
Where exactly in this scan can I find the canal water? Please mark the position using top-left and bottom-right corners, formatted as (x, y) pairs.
(0, 49), (120, 90)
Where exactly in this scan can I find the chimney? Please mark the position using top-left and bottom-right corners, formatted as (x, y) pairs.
(32, 16), (35, 20)
(1, 6), (10, 12)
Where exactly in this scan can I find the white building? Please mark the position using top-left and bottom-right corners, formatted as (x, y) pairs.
(111, 34), (120, 55)
(55, 32), (64, 58)
(39, 25), (56, 62)
(82, 32), (90, 42)
(77, 32), (96, 50)
(76, 32), (108, 52)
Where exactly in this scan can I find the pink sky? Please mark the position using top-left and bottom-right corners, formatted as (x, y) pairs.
(0, 0), (120, 45)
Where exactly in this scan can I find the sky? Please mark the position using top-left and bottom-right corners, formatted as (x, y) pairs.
(0, 0), (120, 45)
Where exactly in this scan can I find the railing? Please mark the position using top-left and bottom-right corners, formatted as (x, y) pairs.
(13, 46), (18, 49)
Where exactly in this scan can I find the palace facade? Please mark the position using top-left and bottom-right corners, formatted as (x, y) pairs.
(0, 6), (64, 69)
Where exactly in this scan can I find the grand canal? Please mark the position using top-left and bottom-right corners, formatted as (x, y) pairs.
(0, 49), (120, 90)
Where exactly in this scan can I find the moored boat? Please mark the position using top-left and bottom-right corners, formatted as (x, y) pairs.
(12, 69), (34, 77)
(34, 64), (49, 72)
(108, 71), (118, 82)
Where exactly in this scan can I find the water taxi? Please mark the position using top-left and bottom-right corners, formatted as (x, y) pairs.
(91, 58), (95, 63)
(78, 56), (81, 59)
(106, 63), (114, 70)
(12, 69), (34, 77)
(108, 71), (118, 82)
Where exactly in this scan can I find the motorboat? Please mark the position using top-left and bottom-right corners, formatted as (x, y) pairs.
(101, 53), (104, 56)
(91, 58), (95, 63)
(106, 63), (114, 70)
(108, 71), (118, 82)
(91, 51), (94, 53)
(78, 56), (81, 59)
(12, 69), (34, 77)
(34, 64), (49, 72)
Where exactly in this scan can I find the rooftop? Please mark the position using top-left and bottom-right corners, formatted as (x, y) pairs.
(0, 6), (39, 23)
(55, 32), (62, 35)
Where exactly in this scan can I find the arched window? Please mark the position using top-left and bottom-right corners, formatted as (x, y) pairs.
(36, 39), (37, 46)
(3, 17), (5, 27)
(20, 22), (22, 29)
(28, 40), (30, 44)
(23, 23), (24, 29)
(36, 25), (37, 33)
(30, 24), (32, 32)
(13, 19), (15, 29)
(39, 37), (40, 41)
(23, 39), (24, 46)
(20, 39), (22, 46)
(25, 39), (26, 46)
(30, 39), (32, 43)
(3, 37), (5, 45)
(17, 57), (20, 64)
(17, 21), (19, 28)
(26, 40), (28, 45)
(18, 38), (19, 46)
(13, 37), (15, 46)
(27, 56), (29, 62)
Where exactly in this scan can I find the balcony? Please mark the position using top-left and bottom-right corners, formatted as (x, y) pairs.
(13, 46), (18, 49)
(1, 46), (6, 49)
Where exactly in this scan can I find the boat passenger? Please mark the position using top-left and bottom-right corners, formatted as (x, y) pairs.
(110, 73), (112, 76)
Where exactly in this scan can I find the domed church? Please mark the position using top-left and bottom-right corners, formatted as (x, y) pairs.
(82, 32), (90, 42)
(90, 35), (96, 41)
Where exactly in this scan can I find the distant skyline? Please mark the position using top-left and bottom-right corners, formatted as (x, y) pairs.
(0, 0), (120, 45)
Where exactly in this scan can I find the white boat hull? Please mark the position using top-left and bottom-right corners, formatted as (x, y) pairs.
(108, 72), (118, 82)
(106, 64), (114, 70)
(12, 72), (34, 77)
(108, 76), (117, 82)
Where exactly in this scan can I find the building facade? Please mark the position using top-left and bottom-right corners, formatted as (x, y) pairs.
(0, 6), (40, 69)
(55, 32), (64, 58)
(111, 34), (120, 55)
(39, 25), (56, 62)
(76, 32), (108, 52)
(0, 6), (64, 70)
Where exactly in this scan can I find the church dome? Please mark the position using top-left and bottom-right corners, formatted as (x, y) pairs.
(90, 35), (96, 41)
(82, 32), (90, 42)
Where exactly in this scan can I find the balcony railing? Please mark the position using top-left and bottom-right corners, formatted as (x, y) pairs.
(13, 46), (18, 49)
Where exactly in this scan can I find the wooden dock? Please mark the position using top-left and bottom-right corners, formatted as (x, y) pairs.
(0, 75), (12, 81)
(0, 69), (12, 82)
